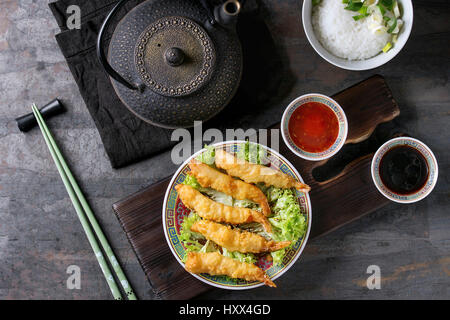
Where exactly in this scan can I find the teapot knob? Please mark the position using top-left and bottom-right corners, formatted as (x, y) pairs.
(165, 47), (185, 67)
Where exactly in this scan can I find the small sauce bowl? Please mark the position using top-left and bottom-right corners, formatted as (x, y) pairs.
(281, 94), (348, 161)
(371, 137), (438, 203)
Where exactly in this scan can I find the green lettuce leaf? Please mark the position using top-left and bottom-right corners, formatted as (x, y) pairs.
(196, 144), (216, 165)
(232, 199), (261, 212)
(199, 240), (219, 253)
(236, 141), (268, 165)
(238, 222), (272, 240)
(182, 174), (201, 189)
(201, 188), (233, 206)
(222, 248), (257, 264)
(179, 212), (204, 261)
(265, 186), (284, 203)
(265, 188), (307, 265)
(183, 174), (233, 206)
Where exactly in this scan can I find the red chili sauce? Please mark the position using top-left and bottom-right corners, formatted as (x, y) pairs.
(288, 102), (339, 153)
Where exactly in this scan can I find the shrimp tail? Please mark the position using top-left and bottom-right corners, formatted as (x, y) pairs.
(268, 241), (291, 252)
(263, 273), (277, 287)
(296, 182), (311, 193)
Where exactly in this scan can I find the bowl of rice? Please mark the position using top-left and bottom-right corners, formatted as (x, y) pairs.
(302, 0), (413, 70)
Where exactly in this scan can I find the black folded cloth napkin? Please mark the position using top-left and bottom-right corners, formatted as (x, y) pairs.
(49, 0), (293, 168)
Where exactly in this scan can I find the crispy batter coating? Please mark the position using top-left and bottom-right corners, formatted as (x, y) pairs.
(189, 160), (271, 216)
(215, 150), (311, 193)
(175, 184), (272, 232)
(185, 252), (276, 287)
(191, 220), (290, 253)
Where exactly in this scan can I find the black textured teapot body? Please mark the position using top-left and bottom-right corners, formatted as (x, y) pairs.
(97, 0), (243, 128)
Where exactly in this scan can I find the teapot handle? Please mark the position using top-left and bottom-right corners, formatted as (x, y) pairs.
(199, 0), (217, 25)
(97, 0), (144, 91)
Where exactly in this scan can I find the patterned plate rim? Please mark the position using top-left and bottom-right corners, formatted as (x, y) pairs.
(162, 140), (312, 290)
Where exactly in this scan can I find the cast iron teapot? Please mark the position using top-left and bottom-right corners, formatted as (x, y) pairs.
(97, 0), (243, 128)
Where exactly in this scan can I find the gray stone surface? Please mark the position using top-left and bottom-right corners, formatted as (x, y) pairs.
(0, 0), (448, 299)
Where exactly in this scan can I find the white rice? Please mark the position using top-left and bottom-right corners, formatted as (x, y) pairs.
(312, 0), (391, 60)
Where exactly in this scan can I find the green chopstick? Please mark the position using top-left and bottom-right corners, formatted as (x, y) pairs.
(32, 104), (137, 300)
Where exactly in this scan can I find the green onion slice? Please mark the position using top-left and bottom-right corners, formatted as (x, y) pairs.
(382, 42), (392, 53)
(345, 0), (363, 11)
(358, 5), (368, 14)
(353, 14), (369, 21)
(377, 3), (386, 15)
(380, 0), (394, 10)
(387, 17), (397, 33)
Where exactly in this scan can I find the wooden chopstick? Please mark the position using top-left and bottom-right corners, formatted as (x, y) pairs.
(31, 104), (137, 300)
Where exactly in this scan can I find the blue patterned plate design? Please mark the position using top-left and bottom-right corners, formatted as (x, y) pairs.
(281, 93), (348, 161)
(162, 141), (312, 290)
(371, 137), (438, 203)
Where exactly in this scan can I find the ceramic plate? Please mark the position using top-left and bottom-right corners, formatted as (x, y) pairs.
(162, 141), (312, 289)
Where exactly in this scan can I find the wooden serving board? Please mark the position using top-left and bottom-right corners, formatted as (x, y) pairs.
(113, 75), (400, 300)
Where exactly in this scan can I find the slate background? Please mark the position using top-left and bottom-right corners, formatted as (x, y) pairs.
(0, 0), (448, 299)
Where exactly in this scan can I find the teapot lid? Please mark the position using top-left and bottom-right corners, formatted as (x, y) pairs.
(135, 16), (216, 97)
(106, 0), (242, 128)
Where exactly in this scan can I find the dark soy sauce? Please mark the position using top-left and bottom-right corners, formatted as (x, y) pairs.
(379, 145), (429, 195)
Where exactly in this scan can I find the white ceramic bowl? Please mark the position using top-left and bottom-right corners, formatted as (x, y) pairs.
(371, 137), (438, 203)
(302, 0), (414, 71)
(281, 93), (348, 161)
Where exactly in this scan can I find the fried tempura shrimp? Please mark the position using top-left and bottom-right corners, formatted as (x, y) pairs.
(191, 220), (290, 253)
(185, 252), (276, 287)
(215, 150), (311, 193)
(175, 184), (272, 232)
(189, 160), (271, 216)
